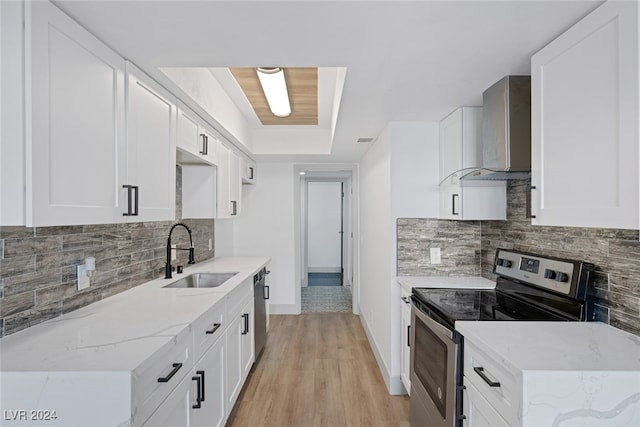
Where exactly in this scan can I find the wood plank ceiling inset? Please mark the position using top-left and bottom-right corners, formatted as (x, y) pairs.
(230, 67), (318, 125)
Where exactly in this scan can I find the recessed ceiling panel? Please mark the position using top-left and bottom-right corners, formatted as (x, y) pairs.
(230, 67), (318, 125)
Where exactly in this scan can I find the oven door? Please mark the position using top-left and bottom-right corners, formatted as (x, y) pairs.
(410, 299), (462, 427)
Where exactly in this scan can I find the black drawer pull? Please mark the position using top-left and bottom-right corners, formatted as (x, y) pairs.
(241, 313), (249, 335)
(473, 366), (500, 387)
(206, 323), (221, 335)
(407, 325), (411, 347)
(264, 285), (270, 300)
(157, 362), (183, 383)
(192, 373), (202, 409)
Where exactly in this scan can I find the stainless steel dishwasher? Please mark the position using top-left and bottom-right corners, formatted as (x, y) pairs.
(253, 267), (268, 360)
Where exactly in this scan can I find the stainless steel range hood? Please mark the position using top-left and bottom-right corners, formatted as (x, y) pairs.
(464, 76), (531, 180)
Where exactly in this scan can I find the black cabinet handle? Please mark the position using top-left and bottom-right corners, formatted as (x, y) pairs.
(241, 313), (249, 335)
(528, 184), (537, 219)
(231, 200), (237, 216)
(473, 366), (500, 387)
(197, 370), (205, 402)
(200, 134), (208, 155)
(123, 185), (133, 216)
(407, 325), (411, 347)
(452, 194), (459, 216)
(401, 296), (410, 304)
(192, 372), (203, 409)
(157, 362), (182, 383)
(132, 186), (139, 216)
(249, 167), (254, 180)
(206, 323), (221, 335)
(264, 285), (270, 300)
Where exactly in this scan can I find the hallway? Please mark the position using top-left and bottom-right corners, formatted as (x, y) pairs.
(227, 314), (410, 427)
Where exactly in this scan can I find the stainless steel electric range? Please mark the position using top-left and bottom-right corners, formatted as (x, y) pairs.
(409, 248), (595, 427)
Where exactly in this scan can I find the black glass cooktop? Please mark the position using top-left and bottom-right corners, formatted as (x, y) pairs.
(412, 279), (587, 330)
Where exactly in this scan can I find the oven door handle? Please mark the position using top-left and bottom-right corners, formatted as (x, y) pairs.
(411, 301), (455, 340)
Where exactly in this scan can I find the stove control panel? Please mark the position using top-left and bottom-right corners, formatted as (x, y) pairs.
(494, 249), (577, 296)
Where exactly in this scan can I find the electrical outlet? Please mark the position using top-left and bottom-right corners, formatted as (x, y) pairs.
(430, 247), (442, 264)
(208, 239), (212, 251)
(171, 244), (177, 261)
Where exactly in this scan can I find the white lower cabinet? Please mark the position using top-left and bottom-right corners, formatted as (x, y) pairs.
(400, 288), (411, 394)
(463, 378), (510, 427)
(226, 298), (255, 412)
(191, 334), (226, 427)
(143, 374), (192, 427)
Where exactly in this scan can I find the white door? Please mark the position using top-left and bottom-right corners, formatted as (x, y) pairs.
(307, 181), (343, 281)
(225, 312), (243, 411)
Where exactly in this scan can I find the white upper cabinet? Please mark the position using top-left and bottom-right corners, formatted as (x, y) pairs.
(240, 156), (257, 185)
(26, 0), (126, 226)
(216, 144), (242, 218)
(439, 107), (506, 220)
(177, 103), (219, 166)
(124, 63), (176, 222)
(439, 107), (483, 183)
(531, 0), (639, 229)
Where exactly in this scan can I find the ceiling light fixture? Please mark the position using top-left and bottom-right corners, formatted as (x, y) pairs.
(256, 67), (291, 118)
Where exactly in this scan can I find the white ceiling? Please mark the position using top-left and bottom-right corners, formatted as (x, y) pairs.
(54, 0), (602, 163)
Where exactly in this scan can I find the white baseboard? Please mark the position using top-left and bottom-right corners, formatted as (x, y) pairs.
(358, 313), (407, 396)
(269, 304), (301, 315)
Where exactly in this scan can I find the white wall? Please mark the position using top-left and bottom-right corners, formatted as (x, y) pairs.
(231, 163), (299, 314)
(358, 121), (440, 395)
(307, 181), (342, 272)
(358, 126), (393, 391)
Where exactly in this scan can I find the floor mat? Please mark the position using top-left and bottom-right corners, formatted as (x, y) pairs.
(308, 272), (342, 286)
(301, 286), (352, 313)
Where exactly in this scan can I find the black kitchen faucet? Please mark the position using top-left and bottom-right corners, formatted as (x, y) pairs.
(165, 222), (195, 279)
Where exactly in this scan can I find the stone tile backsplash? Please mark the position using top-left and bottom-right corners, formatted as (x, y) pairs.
(397, 219), (481, 276)
(397, 179), (640, 336)
(0, 165), (215, 337)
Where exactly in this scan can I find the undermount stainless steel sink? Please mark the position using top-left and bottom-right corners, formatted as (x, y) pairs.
(163, 272), (238, 289)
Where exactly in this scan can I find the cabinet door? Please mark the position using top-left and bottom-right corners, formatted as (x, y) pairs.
(125, 64), (176, 222)
(229, 150), (242, 216)
(400, 292), (412, 395)
(440, 179), (462, 220)
(192, 336), (226, 427)
(240, 299), (255, 380)
(201, 128), (220, 166)
(439, 109), (463, 183)
(216, 144), (232, 218)
(531, 0), (639, 229)
(177, 105), (202, 156)
(241, 157), (257, 184)
(26, 1), (126, 226)
(462, 378), (511, 427)
(225, 312), (243, 411)
(143, 373), (192, 427)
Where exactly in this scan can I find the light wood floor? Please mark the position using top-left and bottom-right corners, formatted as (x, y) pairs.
(227, 314), (410, 427)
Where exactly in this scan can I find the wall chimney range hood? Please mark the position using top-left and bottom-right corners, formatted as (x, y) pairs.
(464, 76), (531, 180)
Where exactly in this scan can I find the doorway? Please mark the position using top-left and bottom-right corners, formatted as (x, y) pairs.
(306, 181), (344, 287)
(294, 166), (358, 314)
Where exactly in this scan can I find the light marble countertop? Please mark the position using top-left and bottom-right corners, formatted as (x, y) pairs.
(396, 275), (496, 292)
(456, 321), (640, 372)
(457, 321), (640, 426)
(0, 257), (270, 372)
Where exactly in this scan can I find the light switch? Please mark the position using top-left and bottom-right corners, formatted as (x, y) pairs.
(430, 248), (442, 264)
